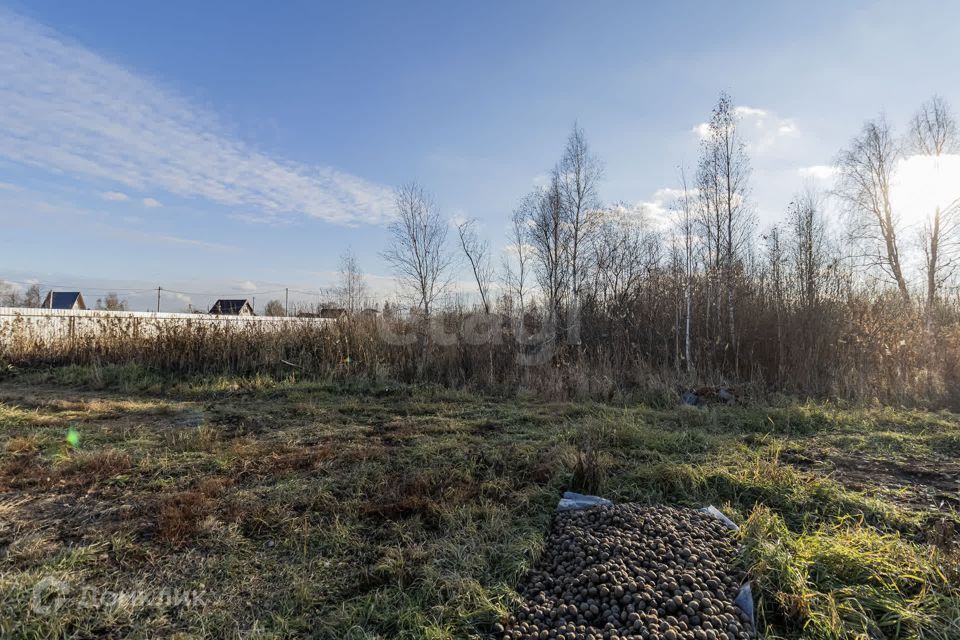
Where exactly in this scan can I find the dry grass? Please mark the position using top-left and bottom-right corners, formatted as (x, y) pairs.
(0, 374), (957, 638)
(4, 299), (960, 408)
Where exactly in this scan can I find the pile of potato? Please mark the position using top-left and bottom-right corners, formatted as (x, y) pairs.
(497, 504), (754, 640)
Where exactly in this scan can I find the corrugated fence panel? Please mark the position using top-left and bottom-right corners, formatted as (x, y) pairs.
(0, 307), (331, 344)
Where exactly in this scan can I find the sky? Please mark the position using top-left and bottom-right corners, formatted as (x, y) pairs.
(2, 0), (960, 311)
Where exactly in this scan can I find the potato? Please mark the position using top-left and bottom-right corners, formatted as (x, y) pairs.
(502, 504), (754, 639)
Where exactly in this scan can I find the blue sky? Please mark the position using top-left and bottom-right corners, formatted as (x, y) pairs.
(2, 1), (959, 311)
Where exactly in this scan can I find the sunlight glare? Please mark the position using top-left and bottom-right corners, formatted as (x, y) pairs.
(890, 154), (960, 229)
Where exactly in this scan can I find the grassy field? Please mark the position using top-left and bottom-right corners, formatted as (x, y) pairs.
(1, 365), (958, 639)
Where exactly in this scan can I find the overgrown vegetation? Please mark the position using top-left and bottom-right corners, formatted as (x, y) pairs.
(4, 296), (960, 410)
(0, 372), (957, 638)
(7, 97), (960, 409)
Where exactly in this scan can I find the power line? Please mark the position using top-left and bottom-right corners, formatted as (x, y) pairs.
(0, 278), (326, 298)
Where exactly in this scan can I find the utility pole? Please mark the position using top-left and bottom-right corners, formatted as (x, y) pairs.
(156, 287), (161, 313)
(285, 288), (289, 316)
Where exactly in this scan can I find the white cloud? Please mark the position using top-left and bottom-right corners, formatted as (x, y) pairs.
(0, 9), (394, 225)
(734, 106), (768, 118)
(693, 105), (799, 152)
(798, 165), (838, 181)
(100, 190), (129, 201)
(691, 122), (712, 140)
(449, 209), (471, 227)
(237, 280), (258, 292)
(142, 197), (161, 208)
(171, 291), (193, 306)
(531, 173), (550, 188)
(652, 187), (697, 202)
(778, 122), (799, 136)
(607, 199), (673, 233)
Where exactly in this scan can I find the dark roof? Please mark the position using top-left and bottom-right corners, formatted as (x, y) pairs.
(319, 307), (346, 319)
(42, 291), (85, 310)
(209, 299), (254, 315)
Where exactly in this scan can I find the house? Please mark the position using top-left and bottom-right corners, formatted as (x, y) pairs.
(319, 307), (347, 319)
(209, 299), (255, 316)
(360, 308), (381, 318)
(41, 291), (87, 310)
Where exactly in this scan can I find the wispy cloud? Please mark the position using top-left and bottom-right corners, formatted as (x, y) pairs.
(229, 211), (293, 227)
(142, 197), (162, 208)
(100, 191), (129, 202)
(798, 164), (838, 181)
(0, 185), (233, 251)
(693, 105), (799, 152)
(0, 9), (394, 225)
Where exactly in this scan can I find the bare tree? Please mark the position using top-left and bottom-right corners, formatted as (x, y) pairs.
(336, 249), (369, 313)
(910, 96), (960, 307)
(0, 282), (42, 307)
(673, 168), (697, 373)
(21, 284), (41, 308)
(0, 281), (15, 306)
(763, 224), (787, 381)
(96, 292), (128, 311)
(835, 115), (910, 301)
(696, 92), (753, 366)
(557, 124), (603, 345)
(382, 182), (453, 317)
(591, 203), (656, 310)
(263, 299), (286, 316)
(456, 219), (493, 313)
(503, 207), (531, 321)
(524, 178), (568, 339)
(786, 186), (829, 308)
(910, 95), (957, 156)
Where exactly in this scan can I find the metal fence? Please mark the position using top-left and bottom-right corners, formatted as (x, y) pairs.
(0, 307), (330, 343)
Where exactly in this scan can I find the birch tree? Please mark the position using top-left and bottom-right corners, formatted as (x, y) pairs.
(696, 93), (752, 367)
(673, 169), (697, 373)
(336, 249), (369, 313)
(382, 182), (453, 317)
(786, 186), (828, 308)
(909, 96), (960, 307)
(835, 116), (910, 301)
(557, 124), (603, 345)
(503, 207), (531, 324)
(524, 178), (569, 341)
(456, 218), (493, 314)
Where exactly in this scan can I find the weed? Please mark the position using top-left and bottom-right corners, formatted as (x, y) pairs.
(0, 376), (957, 638)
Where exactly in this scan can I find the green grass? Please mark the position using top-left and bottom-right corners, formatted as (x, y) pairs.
(0, 371), (958, 639)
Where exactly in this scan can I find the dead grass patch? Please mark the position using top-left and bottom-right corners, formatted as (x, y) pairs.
(154, 477), (231, 545)
(58, 448), (133, 483)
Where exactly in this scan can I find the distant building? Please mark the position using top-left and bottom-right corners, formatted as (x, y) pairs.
(41, 291), (87, 310)
(360, 308), (381, 318)
(319, 307), (347, 319)
(209, 299), (255, 316)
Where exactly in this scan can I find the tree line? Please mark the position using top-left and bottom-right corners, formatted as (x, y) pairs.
(380, 92), (960, 405)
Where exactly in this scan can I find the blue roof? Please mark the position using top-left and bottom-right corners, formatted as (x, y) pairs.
(45, 291), (84, 309)
(209, 299), (253, 315)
